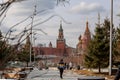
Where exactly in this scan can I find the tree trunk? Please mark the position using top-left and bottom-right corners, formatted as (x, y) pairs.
(26, 62), (29, 67)
(98, 63), (101, 73)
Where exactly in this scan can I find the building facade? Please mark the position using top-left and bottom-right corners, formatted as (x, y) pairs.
(33, 22), (74, 58)
(76, 21), (91, 54)
(76, 21), (91, 66)
(24, 21), (91, 67)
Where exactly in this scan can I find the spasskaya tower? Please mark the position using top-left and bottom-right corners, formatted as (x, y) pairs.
(56, 21), (66, 56)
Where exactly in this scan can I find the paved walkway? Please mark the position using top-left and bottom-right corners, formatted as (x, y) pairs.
(26, 67), (85, 80)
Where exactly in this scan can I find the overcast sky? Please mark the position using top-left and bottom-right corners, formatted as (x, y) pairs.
(0, 0), (120, 48)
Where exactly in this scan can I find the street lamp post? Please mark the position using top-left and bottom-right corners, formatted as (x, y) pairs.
(29, 18), (33, 66)
(33, 34), (36, 62)
(29, 5), (36, 66)
(109, 0), (113, 75)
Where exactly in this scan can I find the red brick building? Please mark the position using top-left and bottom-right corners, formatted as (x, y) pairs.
(32, 21), (91, 66)
(76, 21), (91, 66)
(33, 22), (75, 58)
(76, 20), (91, 55)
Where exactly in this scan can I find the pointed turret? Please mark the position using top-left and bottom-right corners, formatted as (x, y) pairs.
(78, 35), (82, 45)
(59, 21), (63, 32)
(56, 21), (66, 56)
(49, 41), (52, 48)
(76, 35), (82, 54)
(58, 21), (64, 40)
(78, 35), (81, 41)
(83, 20), (91, 41)
(81, 20), (91, 52)
(84, 20), (90, 35)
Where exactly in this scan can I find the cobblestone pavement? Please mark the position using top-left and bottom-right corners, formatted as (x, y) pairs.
(26, 67), (84, 80)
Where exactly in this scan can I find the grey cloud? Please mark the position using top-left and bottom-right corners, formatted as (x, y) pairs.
(8, 0), (56, 16)
(0, 24), (10, 33)
(69, 2), (105, 14)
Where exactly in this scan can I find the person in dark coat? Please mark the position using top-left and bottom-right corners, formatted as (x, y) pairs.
(115, 65), (120, 80)
(58, 59), (65, 79)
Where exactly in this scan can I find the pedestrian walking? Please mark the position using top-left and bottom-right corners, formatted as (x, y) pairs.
(58, 59), (65, 79)
(66, 63), (69, 70)
(69, 62), (72, 70)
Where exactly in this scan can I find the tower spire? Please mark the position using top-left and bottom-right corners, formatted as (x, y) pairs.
(60, 20), (63, 32)
(56, 20), (66, 55)
(58, 20), (64, 40)
(84, 20), (91, 41)
(85, 19), (89, 35)
(49, 41), (52, 48)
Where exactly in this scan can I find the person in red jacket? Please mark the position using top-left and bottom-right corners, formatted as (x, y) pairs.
(58, 59), (65, 79)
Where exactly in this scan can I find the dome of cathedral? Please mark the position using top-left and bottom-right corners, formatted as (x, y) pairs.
(78, 35), (81, 40)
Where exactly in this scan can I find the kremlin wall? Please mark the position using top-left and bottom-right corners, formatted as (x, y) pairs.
(31, 21), (91, 68)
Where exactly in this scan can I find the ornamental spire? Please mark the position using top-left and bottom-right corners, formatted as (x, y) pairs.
(58, 20), (64, 40)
